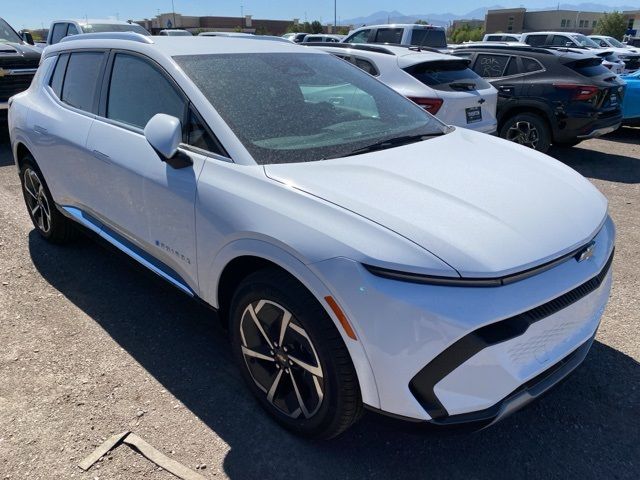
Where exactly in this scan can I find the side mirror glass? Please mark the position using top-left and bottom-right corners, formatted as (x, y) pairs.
(21, 31), (35, 45)
(144, 113), (182, 160)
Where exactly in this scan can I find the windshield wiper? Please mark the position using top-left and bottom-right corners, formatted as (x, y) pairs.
(339, 133), (443, 158)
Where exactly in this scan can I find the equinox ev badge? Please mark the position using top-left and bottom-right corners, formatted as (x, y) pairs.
(576, 242), (596, 262)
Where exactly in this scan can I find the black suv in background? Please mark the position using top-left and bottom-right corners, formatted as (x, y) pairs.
(452, 44), (624, 152)
(0, 17), (40, 117)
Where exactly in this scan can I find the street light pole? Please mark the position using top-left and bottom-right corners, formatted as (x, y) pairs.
(171, 0), (176, 28)
(334, 0), (337, 29)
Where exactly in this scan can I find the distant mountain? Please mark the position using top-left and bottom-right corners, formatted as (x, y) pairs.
(341, 4), (637, 27)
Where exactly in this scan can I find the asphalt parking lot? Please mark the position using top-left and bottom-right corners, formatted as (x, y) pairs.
(0, 128), (638, 480)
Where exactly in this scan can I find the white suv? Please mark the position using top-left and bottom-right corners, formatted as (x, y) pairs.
(310, 43), (498, 133)
(343, 24), (448, 52)
(9, 33), (615, 438)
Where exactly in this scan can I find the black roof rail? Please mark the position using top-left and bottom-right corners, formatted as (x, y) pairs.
(303, 42), (395, 55)
(452, 44), (555, 55)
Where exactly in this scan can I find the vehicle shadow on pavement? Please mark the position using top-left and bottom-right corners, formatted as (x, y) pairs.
(28, 231), (640, 480)
(549, 134), (640, 184)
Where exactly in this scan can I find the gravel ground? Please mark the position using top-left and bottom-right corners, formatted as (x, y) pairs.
(0, 128), (638, 480)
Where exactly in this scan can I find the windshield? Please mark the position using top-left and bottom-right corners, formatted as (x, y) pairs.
(0, 18), (22, 44)
(82, 23), (150, 35)
(605, 37), (625, 48)
(572, 34), (600, 48)
(174, 53), (445, 165)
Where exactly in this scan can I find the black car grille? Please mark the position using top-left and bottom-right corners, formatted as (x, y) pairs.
(624, 57), (640, 70)
(0, 74), (35, 102)
(0, 57), (38, 70)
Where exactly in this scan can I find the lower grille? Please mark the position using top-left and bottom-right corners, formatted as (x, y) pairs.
(409, 248), (614, 420)
(0, 74), (34, 102)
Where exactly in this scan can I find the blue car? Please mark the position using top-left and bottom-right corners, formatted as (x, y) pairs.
(621, 70), (640, 125)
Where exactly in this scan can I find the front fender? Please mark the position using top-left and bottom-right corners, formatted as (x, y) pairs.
(205, 238), (380, 409)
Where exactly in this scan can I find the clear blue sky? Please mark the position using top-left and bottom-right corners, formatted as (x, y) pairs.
(3, 0), (630, 30)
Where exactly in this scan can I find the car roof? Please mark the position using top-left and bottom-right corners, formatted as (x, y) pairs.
(310, 43), (466, 69)
(452, 43), (595, 60)
(351, 23), (444, 30)
(47, 33), (325, 56)
(52, 19), (137, 26)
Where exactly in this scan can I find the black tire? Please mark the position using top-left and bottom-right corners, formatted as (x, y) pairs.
(19, 155), (78, 244)
(229, 268), (363, 439)
(499, 113), (551, 153)
(553, 139), (583, 148)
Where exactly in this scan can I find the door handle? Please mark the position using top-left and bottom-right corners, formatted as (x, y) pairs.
(92, 150), (112, 164)
(33, 125), (48, 135)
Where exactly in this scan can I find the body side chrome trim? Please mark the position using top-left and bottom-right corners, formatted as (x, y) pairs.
(60, 205), (195, 296)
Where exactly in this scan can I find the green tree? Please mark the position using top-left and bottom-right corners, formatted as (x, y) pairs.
(415, 19), (429, 25)
(448, 24), (484, 44)
(594, 11), (627, 40)
(310, 20), (324, 34)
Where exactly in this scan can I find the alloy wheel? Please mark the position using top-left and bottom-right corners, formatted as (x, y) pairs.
(23, 168), (52, 234)
(239, 299), (324, 419)
(506, 121), (540, 149)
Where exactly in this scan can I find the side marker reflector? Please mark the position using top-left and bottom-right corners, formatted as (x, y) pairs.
(325, 296), (357, 341)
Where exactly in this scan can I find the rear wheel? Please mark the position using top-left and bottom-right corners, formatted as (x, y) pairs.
(229, 268), (362, 439)
(499, 113), (551, 153)
(19, 156), (77, 244)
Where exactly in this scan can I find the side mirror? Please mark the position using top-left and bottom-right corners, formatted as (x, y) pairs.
(21, 31), (35, 45)
(566, 42), (574, 47)
(144, 114), (192, 169)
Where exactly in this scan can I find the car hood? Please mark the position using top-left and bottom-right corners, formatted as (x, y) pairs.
(0, 42), (41, 65)
(264, 128), (608, 277)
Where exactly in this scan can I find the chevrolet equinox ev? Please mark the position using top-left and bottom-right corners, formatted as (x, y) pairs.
(9, 33), (615, 439)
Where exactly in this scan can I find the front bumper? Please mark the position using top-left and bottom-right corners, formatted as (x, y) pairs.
(311, 216), (615, 422)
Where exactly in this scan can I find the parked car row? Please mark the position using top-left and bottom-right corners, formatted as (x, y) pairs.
(301, 24), (635, 152)
(8, 32), (616, 440)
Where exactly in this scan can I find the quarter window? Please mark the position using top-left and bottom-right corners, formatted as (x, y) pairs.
(49, 53), (69, 98)
(67, 24), (79, 36)
(186, 108), (221, 153)
(521, 57), (543, 73)
(61, 52), (105, 112)
(106, 53), (185, 129)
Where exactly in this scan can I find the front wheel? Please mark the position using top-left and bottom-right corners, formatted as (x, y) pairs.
(499, 113), (551, 153)
(19, 156), (77, 244)
(229, 268), (362, 439)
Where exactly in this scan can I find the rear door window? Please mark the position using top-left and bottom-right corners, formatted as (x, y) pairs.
(405, 60), (492, 91)
(49, 23), (68, 44)
(345, 29), (371, 44)
(410, 29), (447, 48)
(472, 54), (511, 78)
(106, 53), (186, 129)
(61, 52), (106, 112)
(374, 28), (403, 44)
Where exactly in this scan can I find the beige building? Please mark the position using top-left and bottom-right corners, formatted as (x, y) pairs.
(624, 10), (640, 36)
(485, 8), (605, 35)
(136, 12), (342, 36)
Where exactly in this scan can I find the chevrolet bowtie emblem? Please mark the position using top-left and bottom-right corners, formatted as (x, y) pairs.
(0, 68), (6, 78)
(576, 241), (596, 262)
